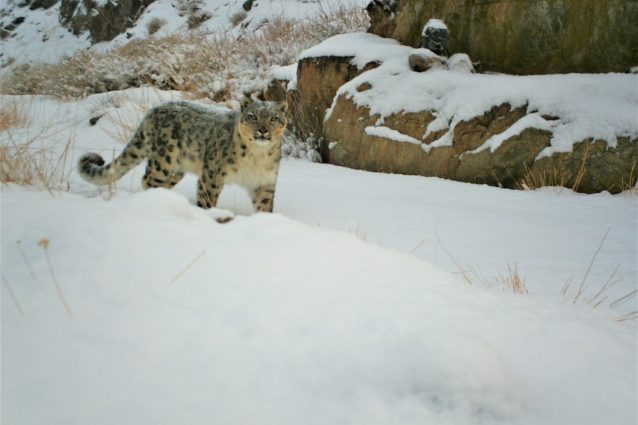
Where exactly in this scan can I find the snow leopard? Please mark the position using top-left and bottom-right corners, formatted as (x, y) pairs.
(78, 99), (288, 213)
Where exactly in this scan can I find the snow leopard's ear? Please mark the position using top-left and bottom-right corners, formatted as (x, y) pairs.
(278, 101), (288, 114)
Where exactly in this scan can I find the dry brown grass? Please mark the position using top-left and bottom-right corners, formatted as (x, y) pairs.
(619, 159), (637, 194)
(453, 263), (529, 294)
(436, 231), (528, 294)
(0, 142), (75, 191)
(1, 272), (24, 316)
(560, 227), (637, 322)
(38, 238), (73, 316)
(519, 147), (588, 192)
(0, 99), (29, 130)
(436, 229), (635, 323)
(147, 17), (166, 35)
(520, 142), (637, 194)
(0, 100), (77, 190)
(519, 165), (571, 191)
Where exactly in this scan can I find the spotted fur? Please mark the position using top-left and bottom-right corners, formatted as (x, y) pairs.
(78, 100), (288, 212)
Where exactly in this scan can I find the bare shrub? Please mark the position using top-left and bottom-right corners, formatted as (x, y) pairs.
(451, 262), (528, 294)
(147, 17), (166, 35)
(0, 98), (29, 130)
(619, 160), (637, 194)
(0, 136), (75, 190)
(0, 101), (76, 190)
(560, 227), (637, 322)
(519, 165), (572, 191)
(230, 10), (247, 27)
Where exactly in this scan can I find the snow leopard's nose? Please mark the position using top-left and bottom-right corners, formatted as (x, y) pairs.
(257, 127), (270, 138)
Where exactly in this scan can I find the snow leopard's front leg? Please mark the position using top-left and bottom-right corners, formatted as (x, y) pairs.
(252, 185), (276, 213)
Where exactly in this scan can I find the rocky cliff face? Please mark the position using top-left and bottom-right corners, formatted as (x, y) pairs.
(60, 0), (154, 43)
(367, 0), (638, 74)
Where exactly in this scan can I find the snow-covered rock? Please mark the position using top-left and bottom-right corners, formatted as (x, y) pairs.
(292, 32), (638, 193)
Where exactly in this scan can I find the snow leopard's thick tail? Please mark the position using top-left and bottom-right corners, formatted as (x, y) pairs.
(78, 127), (147, 186)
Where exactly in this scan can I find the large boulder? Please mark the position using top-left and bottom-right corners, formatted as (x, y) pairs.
(294, 33), (414, 159)
(366, 0), (638, 74)
(309, 33), (638, 194)
(325, 94), (638, 193)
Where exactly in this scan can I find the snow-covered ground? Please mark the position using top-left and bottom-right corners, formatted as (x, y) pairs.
(1, 89), (637, 424)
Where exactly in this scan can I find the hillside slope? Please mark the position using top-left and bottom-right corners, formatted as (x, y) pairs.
(0, 0), (368, 70)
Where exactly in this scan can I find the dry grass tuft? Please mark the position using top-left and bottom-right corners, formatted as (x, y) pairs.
(2, 272), (24, 316)
(0, 135), (76, 190)
(230, 11), (248, 27)
(519, 148), (587, 192)
(38, 238), (72, 316)
(520, 165), (572, 191)
(619, 160), (637, 194)
(436, 229), (635, 322)
(147, 17), (167, 35)
(453, 262), (528, 294)
(436, 231), (528, 294)
(0, 99), (29, 130)
(1, 100), (77, 190)
(560, 227), (637, 322)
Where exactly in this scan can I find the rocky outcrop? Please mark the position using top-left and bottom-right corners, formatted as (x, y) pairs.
(324, 96), (638, 193)
(287, 31), (638, 193)
(366, 0), (638, 74)
(60, 0), (154, 43)
(294, 57), (380, 158)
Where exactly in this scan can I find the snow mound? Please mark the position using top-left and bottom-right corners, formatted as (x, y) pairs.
(299, 32), (413, 69)
(2, 186), (637, 425)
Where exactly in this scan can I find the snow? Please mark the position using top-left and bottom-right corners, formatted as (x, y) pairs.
(447, 53), (474, 73)
(270, 63), (299, 90)
(315, 33), (638, 158)
(465, 113), (554, 155)
(299, 32), (413, 69)
(365, 125), (421, 144)
(270, 63), (298, 82)
(0, 2), (91, 68)
(1, 89), (637, 424)
(423, 18), (448, 32)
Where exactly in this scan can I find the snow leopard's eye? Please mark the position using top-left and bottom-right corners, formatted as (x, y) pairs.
(246, 113), (257, 121)
(270, 116), (282, 124)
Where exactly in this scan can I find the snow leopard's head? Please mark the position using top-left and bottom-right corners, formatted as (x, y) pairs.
(238, 99), (288, 147)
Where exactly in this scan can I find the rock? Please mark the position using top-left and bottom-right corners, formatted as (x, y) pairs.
(324, 95), (638, 193)
(296, 56), (379, 159)
(242, 0), (254, 12)
(263, 79), (289, 103)
(27, 0), (57, 10)
(367, 0), (638, 74)
(89, 114), (103, 126)
(60, 0), (155, 43)
(528, 138), (638, 193)
(365, 0), (398, 41)
(420, 18), (448, 56)
(408, 49), (445, 72)
(447, 53), (474, 73)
